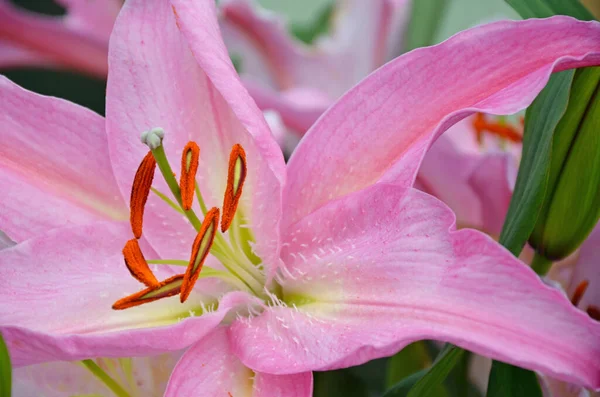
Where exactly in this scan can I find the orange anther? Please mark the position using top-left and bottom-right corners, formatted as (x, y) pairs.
(179, 142), (200, 211)
(130, 151), (156, 239)
(180, 207), (220, 303)
(221, 144), (247, 232)
(587, 306), (600, 321)
(571, 280), (589, 307)
(471, 113), (522, 144)
(123, 239), (159, 288)
(112, 274), (184, 310)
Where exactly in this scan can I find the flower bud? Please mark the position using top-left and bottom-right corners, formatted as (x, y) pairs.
(529, 66), (600, 261)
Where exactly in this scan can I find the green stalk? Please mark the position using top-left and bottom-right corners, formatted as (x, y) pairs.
(81, 360), (130, 397)
(530, 253), (553, 276)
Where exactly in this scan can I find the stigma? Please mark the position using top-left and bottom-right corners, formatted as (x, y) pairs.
(113, 129), (251, 310)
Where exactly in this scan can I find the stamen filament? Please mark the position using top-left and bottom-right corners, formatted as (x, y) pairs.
(571, 280), (589, 307)
(179, 142), (200, 210)
(151, 144), (203, 231)
(147, 259), (189, 266)
(147, 261), (253, 293)
(81, 359), (131, 397)
(194, 182), (208, 215)
(151, 187), (184, 215)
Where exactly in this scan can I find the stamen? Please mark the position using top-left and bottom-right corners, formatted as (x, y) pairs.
(112, 274), (184, 310)
(587, 306), (600, 321)
(571, 280), (589, 307)
(130, 151), (156, 239)
(181, 207), (220, 303)
(122, 239), (159, 288)
(179, 141), (200, 211)
(221, 144), (247, 232)
(471, 113), (522, 144)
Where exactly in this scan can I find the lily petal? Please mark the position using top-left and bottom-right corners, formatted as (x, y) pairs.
(0, 76), (127, 243)
(107, 0), (285, 278)
(467, 153), (515, 236)
(283, 17), (600, 229)
(13, 352), (180, 397)
(569, 224), (600, 315)
(165, 327), (312, 397)
(0, 221), (252, 366)
(231, 184), (600, 389)
(0, 0), (117, 77)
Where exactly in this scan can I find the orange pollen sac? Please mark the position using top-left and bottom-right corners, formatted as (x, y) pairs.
(130, 151), (156, 239)
(221, 144), (247, 233)
(472, 113), (523, 144)
(587, 306), (600, 321)
(179, 141), (200, 211)
(180, 207), (220, 303)
(123, 239), (159, 288)
(571, 280), (589, 307)
(113, 274), (185, 310)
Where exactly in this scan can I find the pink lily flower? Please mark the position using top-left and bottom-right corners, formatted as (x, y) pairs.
(222, 0), (522, 235)
(0, 0), (121, 77)
(13, 353), (180, 397)
(1, 1), (600, 395)
(417, 114), (522, 235)
(220, 0), (411, 134)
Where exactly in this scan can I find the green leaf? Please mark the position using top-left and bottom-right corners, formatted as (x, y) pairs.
(404, 0), (449, 51)
(504, 0), (595, 20)
(386, 342), (433, 387)
(383, 369), (430, 397)
(0, 333), (11, 397)
(405, 345), (464, 397)
(498, 70), (575, 256)
(486, 362), (543, 397)
(313, 368), (369, 397)
(529, 67), (600, 260)
(289, 1), (334, 44)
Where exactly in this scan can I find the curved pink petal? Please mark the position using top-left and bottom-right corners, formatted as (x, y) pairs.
(0, 76), (127, 243)
(0, 221), (252, 366)
(467, 153), (515, 236)
(283, 17), (600, 229)
(231, 185), (600, 389)
(165, 327), (312, 397)
(13, 352), (180, 397)
(568, 224), (600, 314)
(0, 1), (112, 77)
(107, 0), (285, 279)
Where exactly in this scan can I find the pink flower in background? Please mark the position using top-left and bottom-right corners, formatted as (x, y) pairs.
(1, 0), (600, 395)
(417, 114), (523, 236)
(0, 0), (120, 77)
(220, 0), (410, 134)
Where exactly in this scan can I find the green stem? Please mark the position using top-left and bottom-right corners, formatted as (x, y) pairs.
(531, 252), (553, 276)
(81, 359), (131, 397)
(147, 259), (189, 266)
(151, 187), (184, 215)
(151, 145), (202, 231)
